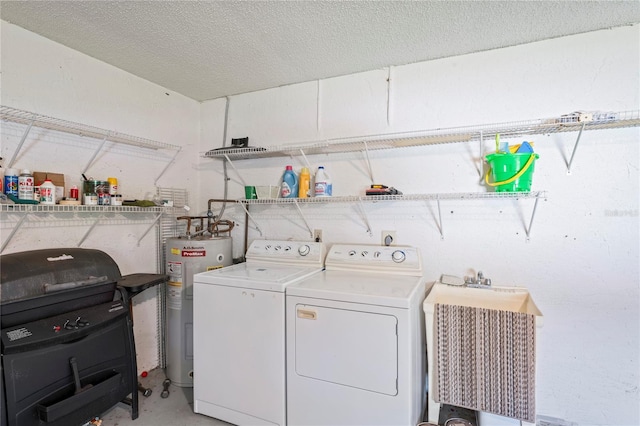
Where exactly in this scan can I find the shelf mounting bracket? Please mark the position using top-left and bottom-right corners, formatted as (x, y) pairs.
(299, 149), (312, 170)
(236, 201), (263, 236)
(8, 114), (36, 168)
(138, 213), (163, 246)
(363, 141), (375, 185)
(356, 199), (373, 236)
(478, 130), (484, 178)
(224, 155), (247, 186)
(567, 121), (586, 175)
(155, 149), (182, 186)
(524, 196), (540, 242)
(1, 214), (28, 254)
(77, 216), (102, 247)
(293, 200), (314, 238)
(82, 134), (109, 175)
(436, 199), (445, 240)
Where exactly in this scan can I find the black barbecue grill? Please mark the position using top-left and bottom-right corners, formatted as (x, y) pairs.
(1, 248), (165, 426)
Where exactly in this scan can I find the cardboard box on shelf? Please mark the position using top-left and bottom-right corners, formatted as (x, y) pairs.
(34, 172), (65, 201)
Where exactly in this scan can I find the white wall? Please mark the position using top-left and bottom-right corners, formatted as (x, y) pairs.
(2, 19), (638, 425)
(0, 21), (202, 372)
(200, 26), (639, 425)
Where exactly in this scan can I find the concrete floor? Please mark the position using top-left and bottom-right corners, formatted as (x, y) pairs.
(99, 368), (231, 426)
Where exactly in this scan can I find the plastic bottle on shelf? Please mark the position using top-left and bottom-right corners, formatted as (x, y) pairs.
(280, 165), (298, 198)
(18, 169), (34, 200)
(298, 167), (311, 198)
(314, 166), (332, 197)
(108, 177), (118, 195)
(4, 168), (19, 197)
(39, 179), (56, 205)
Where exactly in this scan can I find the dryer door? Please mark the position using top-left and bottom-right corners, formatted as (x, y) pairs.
(294, 304), (398, 395)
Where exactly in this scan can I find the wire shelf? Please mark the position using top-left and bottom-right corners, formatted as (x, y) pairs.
(203, 110), (640, 160)
(239, 191), (546, 205)
(0, 105), (181, 151)
(0, 204), (167, 213)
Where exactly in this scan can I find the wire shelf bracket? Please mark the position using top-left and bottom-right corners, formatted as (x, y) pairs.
(78, 216), (102, 247)
(1, 214), (28, 254)
(525, 196), (541, 242)
(7, 114), (36, 168)
(356, 199), (373, 236)
(236, 201), (263, 237)
(566, 121), (586, 175)
(138, 213), (163, 246)
(293, 200), (314, 238)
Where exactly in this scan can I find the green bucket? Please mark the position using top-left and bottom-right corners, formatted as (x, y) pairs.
(485, 152), (539, 192)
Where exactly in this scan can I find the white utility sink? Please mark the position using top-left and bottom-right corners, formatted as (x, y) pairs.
(422, 281), (543, 424)
(424, 282), (542, 317)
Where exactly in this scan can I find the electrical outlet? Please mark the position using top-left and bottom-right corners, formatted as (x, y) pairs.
(313, 229), (322, 242)
(381, 230), (396, 246)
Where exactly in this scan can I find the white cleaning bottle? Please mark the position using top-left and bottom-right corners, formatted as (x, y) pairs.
(314, 166), (332, 197)
(39, 179), (56, 205)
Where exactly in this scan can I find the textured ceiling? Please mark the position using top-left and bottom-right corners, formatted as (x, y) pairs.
(1, 1), (638, 101)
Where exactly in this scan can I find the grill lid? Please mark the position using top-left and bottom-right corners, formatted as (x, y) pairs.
(1, 248), (122, 304)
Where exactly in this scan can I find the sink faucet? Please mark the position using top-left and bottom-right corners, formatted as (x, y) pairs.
(464, 271), (492, 288)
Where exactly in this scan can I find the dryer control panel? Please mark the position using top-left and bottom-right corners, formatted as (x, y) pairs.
(325, 244), (422, 275)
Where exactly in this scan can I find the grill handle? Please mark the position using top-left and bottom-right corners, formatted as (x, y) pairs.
(43, 276), (109, 293)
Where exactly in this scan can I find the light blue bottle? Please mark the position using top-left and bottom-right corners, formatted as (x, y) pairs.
(280, 165), (298, 198)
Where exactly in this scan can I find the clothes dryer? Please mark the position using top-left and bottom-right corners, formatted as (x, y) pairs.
(193, 239), (326, 426)
(286, 244), (431, 426)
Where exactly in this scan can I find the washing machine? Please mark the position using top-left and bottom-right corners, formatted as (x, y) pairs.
(286, 244), (431, 426)
(193, 239), (326, 426)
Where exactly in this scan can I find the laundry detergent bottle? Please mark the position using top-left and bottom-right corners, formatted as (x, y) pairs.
(314, 166), (332, 197)
(298, 167), (311, 198)
(280, 165), (298, 198)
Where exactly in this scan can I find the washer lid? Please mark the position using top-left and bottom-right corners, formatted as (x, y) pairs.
(193, 262), (323, 292)
(286, 270), (425, 308)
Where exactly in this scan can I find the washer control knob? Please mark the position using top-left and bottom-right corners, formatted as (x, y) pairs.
(361, 251), (368, 257)
(391, 250), (406, 263)
(348, 250), (356, 257)
(284, 246), (292, 252)
(275, 245), (281, 251)
(374, 251), (381, 258)
(298, 245), (310, 256)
